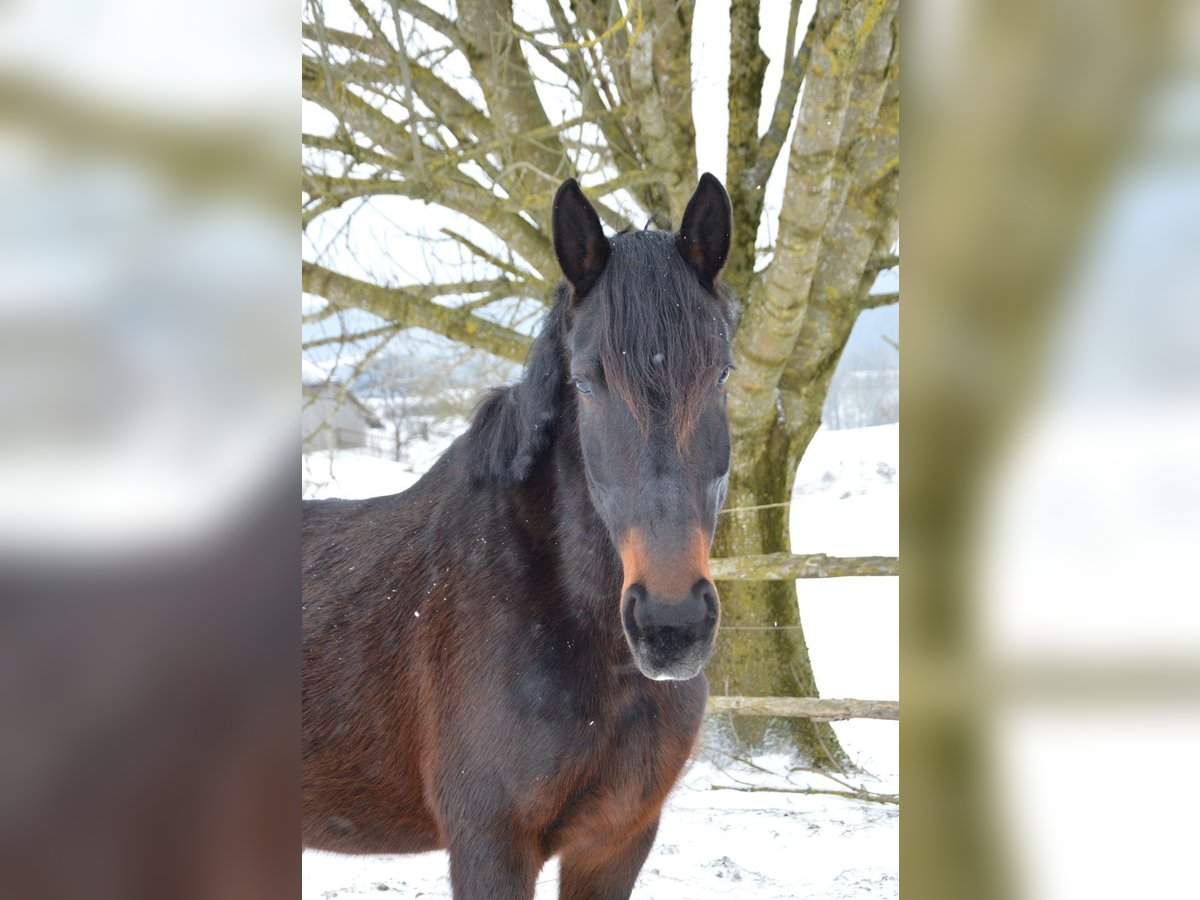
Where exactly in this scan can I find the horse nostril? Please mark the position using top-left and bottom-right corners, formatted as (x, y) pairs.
(691, 578), (715, 628)
(624, 581), (719, 637)
(623, 583), (648, 632)
(695, 580), (719, 623)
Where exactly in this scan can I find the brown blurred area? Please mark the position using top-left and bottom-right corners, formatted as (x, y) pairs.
(0, 496), (299, 900)
(0, 1), (297, 898)
(904, 0), (1200, 898)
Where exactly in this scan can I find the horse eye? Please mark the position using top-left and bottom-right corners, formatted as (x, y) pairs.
(717, 365), (733, 386)
(571, 378), (593, 395)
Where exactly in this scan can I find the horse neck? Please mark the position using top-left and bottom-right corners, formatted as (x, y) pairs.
(533, 411), (624, 621)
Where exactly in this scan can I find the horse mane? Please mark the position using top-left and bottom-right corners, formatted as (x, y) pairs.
(594, 231), (731, 441)
(464, 291), (567, 486)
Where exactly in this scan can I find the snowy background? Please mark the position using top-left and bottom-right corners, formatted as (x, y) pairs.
(302, 423), (898, 899)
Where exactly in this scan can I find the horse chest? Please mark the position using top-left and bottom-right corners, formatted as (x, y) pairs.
(506, 665), (700, 843)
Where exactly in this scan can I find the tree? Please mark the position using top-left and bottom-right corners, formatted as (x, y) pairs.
(302, 0), (898, 767)
(356, 343), (519, 461)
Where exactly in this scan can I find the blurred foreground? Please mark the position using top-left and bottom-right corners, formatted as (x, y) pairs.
(904, 0), (1200, 897)
(0, 1), (297, 898)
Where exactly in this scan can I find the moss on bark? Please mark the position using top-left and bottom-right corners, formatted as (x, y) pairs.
(706, 418), (852, 769)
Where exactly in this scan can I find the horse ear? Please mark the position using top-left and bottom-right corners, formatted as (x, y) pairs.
(552, 178), (611, 296)
(675, 173), (732, 288)
(465, 302), (564, 485)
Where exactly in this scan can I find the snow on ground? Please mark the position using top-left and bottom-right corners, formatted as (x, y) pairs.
(304, 754), (897, 900)
(790, 425), (898, 780)
(302, 423), (898, 898)
(302, 428), (457, 501)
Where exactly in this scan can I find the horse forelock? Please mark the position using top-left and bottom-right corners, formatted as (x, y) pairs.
(590, 231), (731, 442)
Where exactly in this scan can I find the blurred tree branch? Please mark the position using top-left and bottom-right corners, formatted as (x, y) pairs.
(0, 76), (286, 202)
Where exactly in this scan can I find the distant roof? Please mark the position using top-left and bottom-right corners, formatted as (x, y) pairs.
(303, 380), (384, 429)
(302, 358), (332, 386)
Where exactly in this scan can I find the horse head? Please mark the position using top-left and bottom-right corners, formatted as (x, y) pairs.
(552, 175), (733, 681)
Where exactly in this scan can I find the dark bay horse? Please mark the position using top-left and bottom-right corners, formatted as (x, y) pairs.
(302, 174), (734, 899)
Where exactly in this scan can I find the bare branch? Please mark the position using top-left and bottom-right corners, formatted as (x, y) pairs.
(386, 0), (464, 52)
(302, 58), (421, 163)
(303, 31), (494, 144)
(624, 0), (697, 220)
(458, 287), (516, 312)
(513, 1), (639, 51)
(303, 322), (403, 350)
(347, 0), (396, 55)
(454, 0), (568, 222)
(543, 0), (643, 177)
(302, 262), (533, 363)
(867, 252), (899, 272)
(751, 9), (816, 188)
(386, 2), (427, 165)
(303, 131), (396, 169)
(303, 167), (556, 278)
(724, 0), (770, 289)
(439, 227), (543, 283)
(861, 290), (898, 309)
(302, 304), (337, 325)
(727, 0), (767, 171)
(302, 22), (393, 62)
(426, 109), (624, 175)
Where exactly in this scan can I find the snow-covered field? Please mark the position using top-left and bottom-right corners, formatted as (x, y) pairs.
(302, 424), (898, 899)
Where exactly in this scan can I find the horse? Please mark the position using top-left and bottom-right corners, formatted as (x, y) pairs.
(302, 173), (735, 899)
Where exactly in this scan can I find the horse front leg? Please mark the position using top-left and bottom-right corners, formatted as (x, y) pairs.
(557, 817), (660, 900)
(446, 825), (541, 900)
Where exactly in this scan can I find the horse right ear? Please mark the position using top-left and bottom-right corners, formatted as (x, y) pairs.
(552, 178), (611, 297)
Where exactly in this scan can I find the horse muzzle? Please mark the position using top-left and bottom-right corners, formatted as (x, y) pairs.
(620, 579), (720, 681)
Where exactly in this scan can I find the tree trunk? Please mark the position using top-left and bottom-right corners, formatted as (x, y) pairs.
(707, 417), (852, 769)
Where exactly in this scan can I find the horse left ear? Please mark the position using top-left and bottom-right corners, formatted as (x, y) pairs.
(552, 178), (611, 297)
(675, 173), (732, 288)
